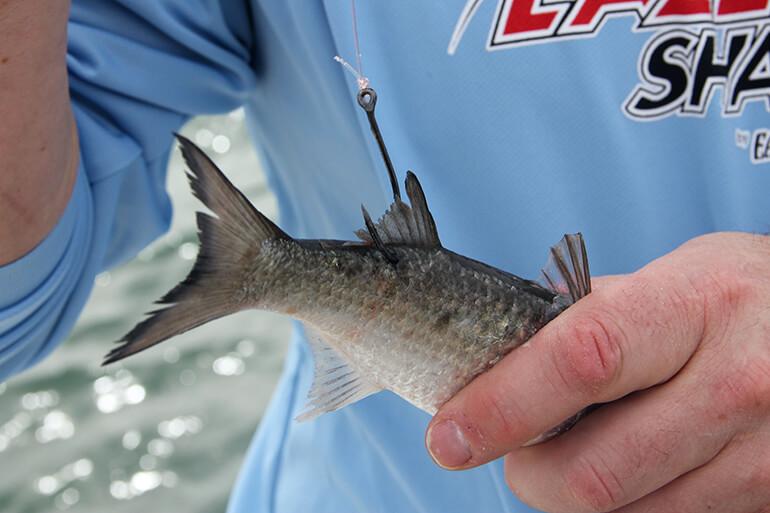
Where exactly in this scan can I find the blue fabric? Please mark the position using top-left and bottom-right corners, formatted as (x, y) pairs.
(2, 1), (769, 511)
(0, 0), (256, 379)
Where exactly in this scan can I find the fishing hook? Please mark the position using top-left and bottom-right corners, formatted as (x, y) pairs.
(357, 87), (402, 202)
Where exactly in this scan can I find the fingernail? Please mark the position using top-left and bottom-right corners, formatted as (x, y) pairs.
(427, 420), (471, 469)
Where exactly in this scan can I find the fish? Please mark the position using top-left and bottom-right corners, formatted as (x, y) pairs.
(104, 88), (592, 441)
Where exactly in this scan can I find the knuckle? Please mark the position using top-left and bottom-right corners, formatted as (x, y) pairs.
(553, 314), (624, 397)
(503, 459), (519, 494)
(745, 459), (770, 491)
(503, 460), (555, 513)
(712, 358), (770, 416)
(692, 267), (753, 325)
(663, 239), (757, 339)
(563, 453), (626, 512)
(474, 386), (525, 445)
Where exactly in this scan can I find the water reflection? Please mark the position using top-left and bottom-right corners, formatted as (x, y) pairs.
(0, 110), (291, 512)
(36, 458), (94, 497)
(21, 389), (60, 410)
(95, 272), (112, 287)
(212, 354), (244, 376)
(147, 438), (173, 457)
(56, 487), (80, 509)
(109, 470), (178, 500)
(157, 415), (202, 439)
(36, 410), (75, 443)
(177, 242), (198, 261)
(212, 135), (231, 154)
(195, 128), (214, 147)
(162, 347), (180, 364)
(1, 411), (32, 451)
(121, 430), (142, 451)
(93, 371), (147, 414)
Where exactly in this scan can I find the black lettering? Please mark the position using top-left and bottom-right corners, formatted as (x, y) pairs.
(689, 32), (749, 111)
(754, 132), (767, 160)
(635, 37), (690, 111)
(625, 31), (697, 119)
(729, 28), (770, 113)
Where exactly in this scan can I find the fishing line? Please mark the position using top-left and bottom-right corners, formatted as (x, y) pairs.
(334, 0), (370, 90)
(350, 0), (364, 84)
(335, 0), (401, 201)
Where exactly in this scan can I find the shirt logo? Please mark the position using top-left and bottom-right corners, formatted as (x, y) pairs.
(449, 0), (770, 121)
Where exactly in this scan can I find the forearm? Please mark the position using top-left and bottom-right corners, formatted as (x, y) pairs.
(0, 0), (77, 265)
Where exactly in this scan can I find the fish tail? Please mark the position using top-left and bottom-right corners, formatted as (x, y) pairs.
(103, 135), (290, 365)
(540, 233), (591, 304)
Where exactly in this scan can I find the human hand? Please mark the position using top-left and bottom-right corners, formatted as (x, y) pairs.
(426, 232), (770, 512)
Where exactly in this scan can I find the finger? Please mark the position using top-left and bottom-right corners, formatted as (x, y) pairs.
(427, 269), (706, 469)
(503, 371), (736, 513)
(615, 430), (770, 513)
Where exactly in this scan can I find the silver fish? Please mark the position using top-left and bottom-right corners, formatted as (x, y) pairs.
(105, 89), (591, 440)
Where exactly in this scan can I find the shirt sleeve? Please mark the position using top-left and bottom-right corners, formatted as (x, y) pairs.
(0, 0), (257, 380)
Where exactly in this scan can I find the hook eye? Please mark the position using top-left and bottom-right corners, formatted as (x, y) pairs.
(357, 88), (377, 112)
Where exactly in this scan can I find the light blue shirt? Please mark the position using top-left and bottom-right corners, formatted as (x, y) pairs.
(3, 1), (769, 511)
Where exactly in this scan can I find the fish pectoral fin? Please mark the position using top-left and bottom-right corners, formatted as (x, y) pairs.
(539, 233), (592, 304)
(355, 171), (441, 249)
(296, 326), (381, 422)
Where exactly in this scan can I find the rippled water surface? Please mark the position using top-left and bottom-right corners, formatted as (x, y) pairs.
(0, 112), (290, 513)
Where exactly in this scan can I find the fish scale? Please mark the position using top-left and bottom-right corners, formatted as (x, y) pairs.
(106, 92), (593, 443)
(224, 235), (557, 414)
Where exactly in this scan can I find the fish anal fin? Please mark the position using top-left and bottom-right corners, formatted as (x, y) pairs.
(539, 233), (591, 304)
(296, 326), (380, 422)
(355, 171), (441, 248)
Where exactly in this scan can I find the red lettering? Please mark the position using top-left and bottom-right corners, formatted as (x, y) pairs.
(503, 0), (561, 35)
(655, 0), (710, 16)
(570, 0), (649, 26)
(718, 0), (768, 15)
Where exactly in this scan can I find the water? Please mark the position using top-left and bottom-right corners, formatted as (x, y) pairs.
(0, 112), (291, 513)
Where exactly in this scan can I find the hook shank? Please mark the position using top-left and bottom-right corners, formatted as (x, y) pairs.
(357, 87), (401, 201)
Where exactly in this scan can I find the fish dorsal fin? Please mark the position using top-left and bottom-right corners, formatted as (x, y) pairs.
(539, 233), (592, 303)
(296, 326), (380, 422)
(361, 206), (399, 264)
(405, 171), (441, 247)
(356, 171), (441, 248)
